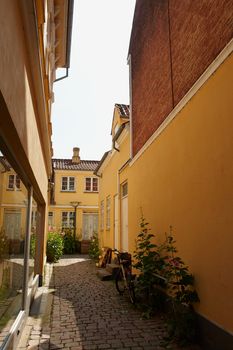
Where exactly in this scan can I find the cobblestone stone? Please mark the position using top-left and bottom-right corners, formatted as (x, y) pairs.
(17, 255), (200, 350)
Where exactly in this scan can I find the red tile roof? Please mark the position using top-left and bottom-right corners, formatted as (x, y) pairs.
(115, 104), (130, 118)
(52, 159), (99, 171)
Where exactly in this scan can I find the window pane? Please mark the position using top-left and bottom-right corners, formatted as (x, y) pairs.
(69, 177), (75, 191)
(62, 177), (67, 191)
(69, 212), (75, 228)
(29, 201), (37, 286)
(122, 182), (128, 197)
(93, 178), (98, 191)
(62, 212), (68, 227)
(85, 178), (91, 191)
(8, 174), (14, 189)
(16, 175), (20, 189)
(0, 155), (27, 341)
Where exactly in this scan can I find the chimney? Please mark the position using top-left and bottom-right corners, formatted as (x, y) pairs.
(72, 147), (80, 163)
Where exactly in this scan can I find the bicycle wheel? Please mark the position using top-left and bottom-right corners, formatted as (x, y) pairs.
(115, 268), (125, 295)
(127, 275), (136, 304)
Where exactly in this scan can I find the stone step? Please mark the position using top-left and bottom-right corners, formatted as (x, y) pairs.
(96, 268), (112, 281)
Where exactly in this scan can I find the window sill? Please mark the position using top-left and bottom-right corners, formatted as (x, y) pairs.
(83, 191), (99, 193)
(60, 190), (76, 193)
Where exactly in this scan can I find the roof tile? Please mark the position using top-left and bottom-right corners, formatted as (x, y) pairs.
(52, 159), (99, 171)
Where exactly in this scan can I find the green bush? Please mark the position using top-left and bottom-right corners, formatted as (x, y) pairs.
(88, 232), (100, 261)
(46, 232), (63, 263)
(30, 233), (36, 258)
(62, 228), (76, 254)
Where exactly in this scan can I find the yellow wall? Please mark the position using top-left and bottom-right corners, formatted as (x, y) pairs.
(49, 170), (99, 239)
(98, 125), (130, 249)
(0, 1), (50, 203)
(128, 53), (233, 332)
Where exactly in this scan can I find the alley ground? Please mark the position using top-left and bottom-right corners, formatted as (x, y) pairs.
(17, 256), (200, 350)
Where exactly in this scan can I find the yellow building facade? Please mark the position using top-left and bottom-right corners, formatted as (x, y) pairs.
(127, 52), (233, 336)
(0, 1), (73, 348)
(95, 104), (130, 251)
(49, 148), (99, 251)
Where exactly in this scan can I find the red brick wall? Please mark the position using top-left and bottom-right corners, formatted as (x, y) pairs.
(130, 0), (233, 156)
(170, 0), (233, 105)
(130, 0), (173, 155)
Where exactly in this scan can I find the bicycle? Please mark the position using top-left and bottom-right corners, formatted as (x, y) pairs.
(113, 249), (136, 304)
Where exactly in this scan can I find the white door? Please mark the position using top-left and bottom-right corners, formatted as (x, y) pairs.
(82, 214), (98, 240)
(114, 195), (119, 249)
(121, 183), (128, 251)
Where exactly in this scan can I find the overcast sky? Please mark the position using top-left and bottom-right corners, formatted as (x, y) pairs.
(52, 0), (136, 161)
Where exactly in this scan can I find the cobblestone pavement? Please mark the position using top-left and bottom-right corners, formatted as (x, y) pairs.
(18, 255), (200, 350)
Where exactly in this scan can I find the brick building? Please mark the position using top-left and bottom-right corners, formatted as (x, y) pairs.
(127, 1), (233, 348)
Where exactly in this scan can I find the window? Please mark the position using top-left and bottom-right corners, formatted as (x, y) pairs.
(48, 212), (54, 226)
(7, 174), (20, 190)
(85, 177), (98, 192)
(61, 176), (75, 191)
(122, 182), (128, 197)
(62, 211), (75, 228)
(106, 196), (111, 229)
(100, 201), (104, 230)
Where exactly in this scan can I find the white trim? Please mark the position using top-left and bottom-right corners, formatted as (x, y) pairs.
(127, 53), (133, 159)
(130, 39), (233, 167)
(117, 124), (129, 145)
(198, 312), (233, 337)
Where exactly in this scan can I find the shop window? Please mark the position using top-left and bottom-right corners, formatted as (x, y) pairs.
(62, 211), (75, 228)
(0, 154), (27, 341)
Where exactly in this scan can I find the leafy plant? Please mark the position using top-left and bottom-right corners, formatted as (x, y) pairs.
(161, 230), (199, 344)
(133, 217), (167, 315)
(88, 232), (100, 261)
(62, 228), (76, 254)
(133, 219), (199, 343)
(30, 233), (36, 258)
(0, 230), (9, 261)
(46, 232), (63, 263)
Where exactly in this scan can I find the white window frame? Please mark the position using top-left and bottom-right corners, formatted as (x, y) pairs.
(7, 174), (21, 190)
(84, 177), (99, 192)
(122, 182), (128, 198)
(100, 200), (104, 230)
(61, 211), (75, 228)
(61, 176), (75, 191)
(48, 211), (54, 226)
(106, 196), (111, 230)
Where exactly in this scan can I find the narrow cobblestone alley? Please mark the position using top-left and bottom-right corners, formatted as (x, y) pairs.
(18, 256), (200, 350)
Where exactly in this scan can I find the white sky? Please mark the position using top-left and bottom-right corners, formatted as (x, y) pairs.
(52, 0), (136, 161)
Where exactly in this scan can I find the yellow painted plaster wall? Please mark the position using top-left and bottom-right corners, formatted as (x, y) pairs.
(128, 53), (233, 333)
(98, 128), (130, 249)
(49, 170), (99, 238)
(0, 1), (48, 202)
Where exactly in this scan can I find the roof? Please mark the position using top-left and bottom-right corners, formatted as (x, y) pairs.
(0, 156), (11, 171)
(115, 104), (130, 118)
(52, 159), (100, 171)
(93, 151), (111, 176)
